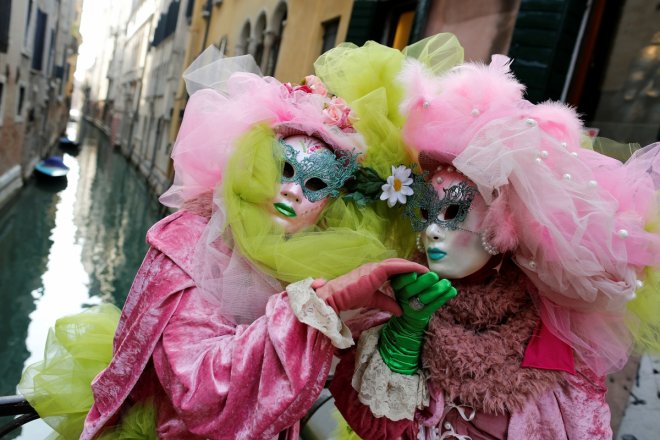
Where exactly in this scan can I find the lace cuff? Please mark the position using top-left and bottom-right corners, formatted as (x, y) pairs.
(352, 325), (429, 421)
(286, 278), (354, 349)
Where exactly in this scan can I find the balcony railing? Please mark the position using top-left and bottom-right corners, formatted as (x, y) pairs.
(0, 395), (38, 437)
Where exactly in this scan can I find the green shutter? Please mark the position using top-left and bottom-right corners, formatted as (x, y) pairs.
(508, 0), (588, 103)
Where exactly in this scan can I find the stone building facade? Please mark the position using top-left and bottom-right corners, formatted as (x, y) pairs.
(0, 0), (82, 210)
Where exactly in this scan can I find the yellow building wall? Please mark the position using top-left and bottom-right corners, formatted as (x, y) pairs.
(204, 0), (354, 82)
(170, 0), (354, 144)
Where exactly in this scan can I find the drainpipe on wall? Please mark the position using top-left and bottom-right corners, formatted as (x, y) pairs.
(560, 0), (593, 103)
(128, 14), (156, 161)
(410, 0), (431, 43)
(201, 0), (212, 51)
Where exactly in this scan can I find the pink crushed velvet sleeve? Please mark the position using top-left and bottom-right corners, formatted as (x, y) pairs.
(152, 286), (335, 439)
(508, 368), (612, 439)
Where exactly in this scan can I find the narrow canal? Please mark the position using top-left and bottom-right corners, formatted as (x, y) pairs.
(0, 120), (164, 438)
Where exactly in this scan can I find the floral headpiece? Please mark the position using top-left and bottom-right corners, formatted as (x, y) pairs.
(283, 75), (354, 131)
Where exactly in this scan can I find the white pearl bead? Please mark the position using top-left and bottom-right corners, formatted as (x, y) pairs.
(444, 422), (452, 430)
(588, 180), (598, 188)
(636, 280), (644, 289)
(471, 108), (480, 117)
(447, 166), (454, 173)
(529, 260), (537, 269)
(540, 150), (549, 158)
(535, 157), (543, 164)
(422, 100), (430, 109)
(571, 152), (579, 158)
(525, 118), (537, 127)
(617, 229), (629, 238)
(435, 176), (443, 184)
(560, 142), (568, 148)
(563, 173), (572, 181)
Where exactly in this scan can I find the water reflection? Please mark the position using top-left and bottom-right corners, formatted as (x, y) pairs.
(0, 121), (163, 438)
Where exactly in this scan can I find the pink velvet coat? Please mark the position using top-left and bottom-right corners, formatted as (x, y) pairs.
(81, 211), (335, 439)
(330, 337), (612, 440)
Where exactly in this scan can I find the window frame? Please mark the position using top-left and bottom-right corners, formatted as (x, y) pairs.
(15, 82), (26, 122)
(0, 75), (6, 126)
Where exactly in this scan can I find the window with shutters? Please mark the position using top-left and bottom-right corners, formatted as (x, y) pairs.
(31, 8), (48, 71)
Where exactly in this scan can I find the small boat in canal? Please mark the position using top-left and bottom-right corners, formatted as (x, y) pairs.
(58, 135), (79, 148)
(34, 156), (70, 178)
(58, 135), (80, 155)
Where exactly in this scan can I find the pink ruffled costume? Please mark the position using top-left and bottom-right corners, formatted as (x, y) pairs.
(82, 210), (334, 439)
(330, 264), (612, 439)
(82, 50), (371, 439)
(328, 56), (660, 439)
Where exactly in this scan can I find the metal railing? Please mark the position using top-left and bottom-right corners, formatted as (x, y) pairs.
(0, 396), (38, 438)
(0, 380), (338, 438)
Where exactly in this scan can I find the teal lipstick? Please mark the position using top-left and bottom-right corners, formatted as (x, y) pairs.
(427, 248), (446, 261)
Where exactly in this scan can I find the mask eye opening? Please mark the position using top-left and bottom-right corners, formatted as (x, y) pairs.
(443, 204), (460, 220)
(282, 162), (295, 178)
(304, 177), (328, 191)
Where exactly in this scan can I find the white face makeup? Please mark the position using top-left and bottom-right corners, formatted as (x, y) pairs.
(269, 135), (331, 234)
(421, 170), (492, 279)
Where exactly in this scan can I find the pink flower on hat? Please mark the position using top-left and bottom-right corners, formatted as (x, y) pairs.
(323, 97), (352, 129)
(304, 75), (328, 97)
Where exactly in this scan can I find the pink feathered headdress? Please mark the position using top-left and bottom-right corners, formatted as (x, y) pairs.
(157, 48), (367, 325)
(160, 64), (364, 209)
(400, 56), (660, 375)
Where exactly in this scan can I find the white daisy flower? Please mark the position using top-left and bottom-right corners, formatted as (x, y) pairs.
(380, 165), (414, 207)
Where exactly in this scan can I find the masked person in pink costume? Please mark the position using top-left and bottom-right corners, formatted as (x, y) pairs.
(59, 49), (435, 439)
(329, 56), (660, 439)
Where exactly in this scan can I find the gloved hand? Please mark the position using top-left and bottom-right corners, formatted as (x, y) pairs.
(314, 259), (428, 316)
(378, 272), (457, 374)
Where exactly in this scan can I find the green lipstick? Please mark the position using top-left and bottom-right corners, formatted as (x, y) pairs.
(274, 203), (297, 218)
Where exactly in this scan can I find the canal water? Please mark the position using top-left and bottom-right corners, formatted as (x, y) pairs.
(0, 120), (164, 438)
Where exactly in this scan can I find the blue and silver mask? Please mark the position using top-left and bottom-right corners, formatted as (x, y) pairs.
(404, 178), (477, 232)
(279, 137), (359, 203)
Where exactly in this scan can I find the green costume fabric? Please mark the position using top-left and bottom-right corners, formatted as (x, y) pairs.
(16, 305), (156, 439)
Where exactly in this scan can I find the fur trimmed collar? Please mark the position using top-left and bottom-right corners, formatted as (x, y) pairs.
(423, 262), (565, 414)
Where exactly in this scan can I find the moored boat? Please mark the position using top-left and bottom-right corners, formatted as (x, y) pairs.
(34, 156), (70, 178)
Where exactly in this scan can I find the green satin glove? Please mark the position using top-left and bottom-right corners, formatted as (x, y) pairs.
(378, 271), (457, 375)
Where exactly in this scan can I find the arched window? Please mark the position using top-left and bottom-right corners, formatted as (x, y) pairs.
(236, 21), (250, 56)
(252, 12), (267, 66)
(265, 2), (287, 76)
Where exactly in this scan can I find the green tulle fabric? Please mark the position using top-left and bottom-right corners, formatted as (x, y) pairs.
(17, 305), (157, 439)
(331, 407), (362, 440)
(314, 33), (463, 129)
(97, 400), (157, 440)
(223, 124), (410, 282)
(584, 135), (641, 163)
(17, 305), (122, 439)
(628, 267), (660, 354)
